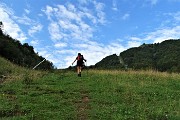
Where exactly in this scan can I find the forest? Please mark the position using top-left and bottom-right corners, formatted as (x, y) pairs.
(95, 39), (180, 73)
(0, 22), (54, 70)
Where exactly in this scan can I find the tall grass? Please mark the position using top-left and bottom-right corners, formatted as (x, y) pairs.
(86, 70), (179, 119)
(0, 59), (179, 120)
(0, 57), (46, 82)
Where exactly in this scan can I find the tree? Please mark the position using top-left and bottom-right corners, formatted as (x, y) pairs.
(0, 21), (3, 35)
(0, 23), (54, 70)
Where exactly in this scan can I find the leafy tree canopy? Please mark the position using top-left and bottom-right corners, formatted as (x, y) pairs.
(95, 39), (180, 72)
(0, 22), (54, 70)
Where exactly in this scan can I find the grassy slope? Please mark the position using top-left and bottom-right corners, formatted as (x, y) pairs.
(0, 57), (45, 82)
(0, 59), (179, 120)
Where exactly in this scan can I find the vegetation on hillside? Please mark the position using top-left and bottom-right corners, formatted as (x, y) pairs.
(0, 22), (54, 70)
(121, 39), (180, 72)
(95, 54), (123, 69)
(95, 39), (180, 72)
(0, 56), (46, 84)
(0, 68), (179, 119)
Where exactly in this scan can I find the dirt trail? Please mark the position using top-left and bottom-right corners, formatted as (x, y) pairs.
(76, 88), (90, 120)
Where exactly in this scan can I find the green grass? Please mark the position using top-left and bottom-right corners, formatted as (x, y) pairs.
(0, 57), (45, 82)
(0, 59), (180, 120)
(86, 70), (180, 120)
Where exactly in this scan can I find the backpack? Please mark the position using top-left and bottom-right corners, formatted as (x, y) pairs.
(77, 55), (83, 61)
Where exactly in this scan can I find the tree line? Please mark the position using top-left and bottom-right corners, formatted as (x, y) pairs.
(0, 22), (54, 70)
(95, 39), (180, 73)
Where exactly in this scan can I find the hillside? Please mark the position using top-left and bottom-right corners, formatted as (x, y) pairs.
(95, 39), (180, 72)
(1, 69), (179, 119)
(95, 54), (123, 69)
(0, 56), (45, 84)
(0, 24), (54, 70)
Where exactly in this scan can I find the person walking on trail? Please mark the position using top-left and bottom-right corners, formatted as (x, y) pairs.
(72, 53), (87, 77)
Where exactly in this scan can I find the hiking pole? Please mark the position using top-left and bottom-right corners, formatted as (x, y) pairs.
(33, 58), (46, 69)
(32, 53), (53, 70)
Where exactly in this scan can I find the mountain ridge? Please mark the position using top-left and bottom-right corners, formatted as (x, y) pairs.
(95, 39), (180, 72)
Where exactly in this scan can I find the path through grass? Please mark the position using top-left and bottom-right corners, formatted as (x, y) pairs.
(0, 70), (179, 120)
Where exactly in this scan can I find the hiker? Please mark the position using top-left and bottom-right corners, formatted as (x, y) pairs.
(72, 53), (86, 77)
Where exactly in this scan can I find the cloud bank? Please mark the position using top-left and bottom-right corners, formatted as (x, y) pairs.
(40, 2), (127, 68)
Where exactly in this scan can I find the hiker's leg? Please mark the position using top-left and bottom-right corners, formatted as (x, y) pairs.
(79, 66), (82, 77)
(79, 66), (82, 73)
(77, 66), (81, 76)
(77, 66), (79, 74)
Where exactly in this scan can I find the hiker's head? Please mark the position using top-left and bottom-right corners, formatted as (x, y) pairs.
(78, 53), (81, 56)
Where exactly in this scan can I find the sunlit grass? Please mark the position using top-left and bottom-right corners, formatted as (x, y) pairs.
(0, 57), (47, 82)
(84, 70), (180, 120)
(0, 58), (179, 120)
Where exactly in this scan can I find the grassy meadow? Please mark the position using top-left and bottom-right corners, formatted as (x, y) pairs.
(0, 57), (179, 120)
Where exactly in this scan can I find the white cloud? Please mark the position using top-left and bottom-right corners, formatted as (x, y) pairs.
(122, 13), (130, 20)
(30, 39), (39, 46)
(56, 50), (75, 55)
(129, 37), (142, 41)
(54, 42), (67, 48)
(0, 3), (13, 15)
(35, 36), (129, 68)
(112, 0), (118, 11)
(48, 22), (63, 40)
(166, 11), (180, 22)
(145, 26), (180, 43)
(28, 24), (43, 37)
(128, 26), (180, 44)
(13, 15), (34, 25)
(0, 3), (27, 42)
(67, 3), (77, 12)
(41, 1), (128, 68)
(80, 41), (126, 66)
(145, 0), (158, 5)
(42, 5), (53, 20)
(174, 12), (180, 21)
(58, 40), (127, 68)
(93, 1), (106, 24)
(127, 41), (141, 48)
(0, 2), (41, 43)
(126, 10), (180, 44)
(43, 2), (104, 42)
(56, 4), (81, 22)
(24, 9), (30, 14)
(78, 0), (90, 5)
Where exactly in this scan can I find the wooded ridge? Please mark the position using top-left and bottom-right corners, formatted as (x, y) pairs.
(95, 39), (180, 72)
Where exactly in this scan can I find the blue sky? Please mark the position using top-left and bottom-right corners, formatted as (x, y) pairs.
(0, 0), (180, 68)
